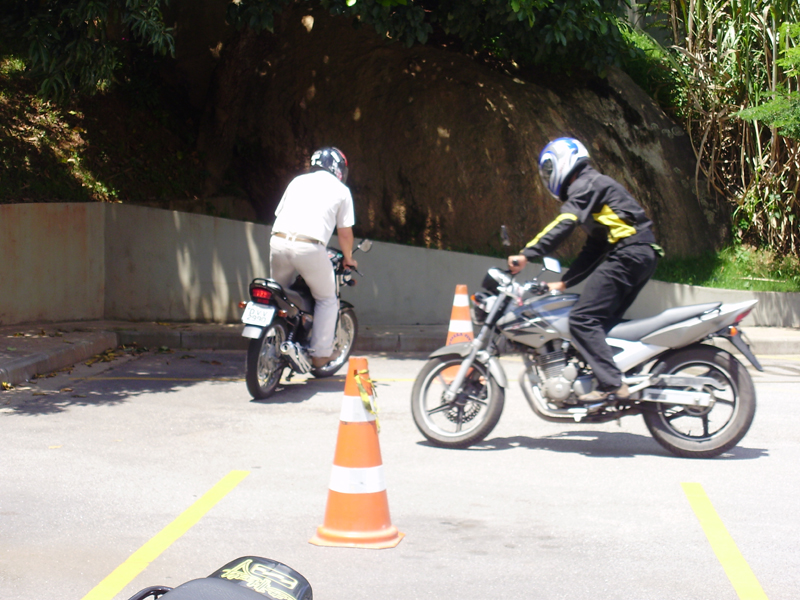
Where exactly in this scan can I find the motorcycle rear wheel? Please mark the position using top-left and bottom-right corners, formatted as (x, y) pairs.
(411, 354), (504, 448)
(246, 320), (288, 400)
(643, 345), (756, 458)
(311, 308), (358, 378)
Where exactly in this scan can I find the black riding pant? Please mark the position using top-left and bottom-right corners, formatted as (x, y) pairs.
(568, 243), (659, 391)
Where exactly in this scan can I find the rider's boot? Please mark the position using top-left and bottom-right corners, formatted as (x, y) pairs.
(311, 347), (341, 368)
(578, 383), (630, 402)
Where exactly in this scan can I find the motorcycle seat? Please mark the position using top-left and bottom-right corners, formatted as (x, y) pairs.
(158, 577), (272, 599)
(608, 302), (722, 341)
(285, 287), (314, 312)
(287, 278), (315, 313)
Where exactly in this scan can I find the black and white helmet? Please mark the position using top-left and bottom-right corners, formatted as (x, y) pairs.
(538, 137), (590, 199)
(310, 147), (349, 183)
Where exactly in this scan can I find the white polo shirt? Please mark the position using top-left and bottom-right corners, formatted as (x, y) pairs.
(272, 170), (355, 244)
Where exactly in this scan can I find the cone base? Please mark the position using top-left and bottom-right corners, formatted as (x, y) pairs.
(309, 526), (405, 549)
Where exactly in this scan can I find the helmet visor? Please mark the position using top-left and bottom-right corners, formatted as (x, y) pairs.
(538, 158), (554, 191)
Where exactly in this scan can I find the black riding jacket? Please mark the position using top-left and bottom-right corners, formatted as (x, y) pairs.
(521, 162), (657, 287)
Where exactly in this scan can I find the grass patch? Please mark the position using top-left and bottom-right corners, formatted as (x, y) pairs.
(655, 245), (800, 292)
(0, 45), (242, 211)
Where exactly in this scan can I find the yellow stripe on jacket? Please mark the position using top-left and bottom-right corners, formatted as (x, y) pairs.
(525, 213), (578, 247)
(592, 205), (636, 243)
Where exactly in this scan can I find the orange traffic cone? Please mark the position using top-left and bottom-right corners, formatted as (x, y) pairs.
(446, 284), (474, 346)
(309, 357), (404, 549)
(442, 285), (474, 382)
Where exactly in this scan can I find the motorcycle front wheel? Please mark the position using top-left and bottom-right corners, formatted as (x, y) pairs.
(643, 345), (756, 458)
(246, 320), (288, 400)
(411, 353), (504, 448)
(311, 308), (358, 378)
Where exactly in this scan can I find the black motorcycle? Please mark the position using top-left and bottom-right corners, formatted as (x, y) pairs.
(127, 556), (312, 600)
(240, 239), (372, 399)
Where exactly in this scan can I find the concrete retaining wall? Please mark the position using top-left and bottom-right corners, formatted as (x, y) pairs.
(1, 203), (798, 327)
(0, 203), (105, 324)
(104, 204), (271, 322)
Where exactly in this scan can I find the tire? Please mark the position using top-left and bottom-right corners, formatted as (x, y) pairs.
(311, 307), (358, 378)
(411, 353), (504, 448)
(245, 320), (288, 400)
(643, 345), (756, 458)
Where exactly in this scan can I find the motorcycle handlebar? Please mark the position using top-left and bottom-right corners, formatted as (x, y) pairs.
(526, 281), (550, 295)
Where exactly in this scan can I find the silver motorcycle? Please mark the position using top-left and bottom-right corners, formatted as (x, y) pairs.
(411, 256), (762, 458)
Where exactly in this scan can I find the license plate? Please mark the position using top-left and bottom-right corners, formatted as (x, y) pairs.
(242, 302), (275, 327)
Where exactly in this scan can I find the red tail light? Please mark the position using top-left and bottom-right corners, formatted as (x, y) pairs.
(734, 308), (753, 323)
(251, 287), (272, 304)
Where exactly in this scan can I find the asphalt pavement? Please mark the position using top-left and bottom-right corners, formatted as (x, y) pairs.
(3, 348), (799, 600)
(1, 319), (800, 387)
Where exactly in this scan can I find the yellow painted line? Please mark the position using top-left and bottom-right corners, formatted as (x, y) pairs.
(682, 482), (768, 600)
(81, 470), (249, 600)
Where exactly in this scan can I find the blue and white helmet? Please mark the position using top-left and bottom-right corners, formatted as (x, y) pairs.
(538, 137), (590, 199)
(311, 147), (349, 183)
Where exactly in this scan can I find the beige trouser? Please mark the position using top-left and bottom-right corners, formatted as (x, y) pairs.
(269, 235), (338, 357)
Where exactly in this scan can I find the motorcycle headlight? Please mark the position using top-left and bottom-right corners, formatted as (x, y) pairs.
(481, 267), (511, 294)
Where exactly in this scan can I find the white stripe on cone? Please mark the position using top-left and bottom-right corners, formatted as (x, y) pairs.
(453, 295), (469, 307)
(329, 465), (386, 494)
(447, 320), (473, 333)
(339, 395), (376, 423)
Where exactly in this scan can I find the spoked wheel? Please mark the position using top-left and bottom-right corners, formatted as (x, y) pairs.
(246, 320), (288, 400)
(311, 308), (358, 378)
(411, 353), (504, 448)
(643, 345), (756, 458)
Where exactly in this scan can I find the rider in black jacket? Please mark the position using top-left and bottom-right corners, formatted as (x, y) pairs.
(508, 137), (662, 401)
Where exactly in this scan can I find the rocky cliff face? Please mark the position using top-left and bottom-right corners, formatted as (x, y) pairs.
(195, 5), (726, 258)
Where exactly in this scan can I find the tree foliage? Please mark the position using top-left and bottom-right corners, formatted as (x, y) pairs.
(226, 0), (634, 74)
(0, 0), (175, 101)
(738, 23), (800, 141)
(627, 0), (800, 254)
(3, 0), (635, 100)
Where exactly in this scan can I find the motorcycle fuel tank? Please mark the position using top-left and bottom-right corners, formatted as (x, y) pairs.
(497, 293), (579, 348)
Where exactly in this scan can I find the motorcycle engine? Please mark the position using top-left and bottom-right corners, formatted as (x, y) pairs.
(533, 346), (590, 403)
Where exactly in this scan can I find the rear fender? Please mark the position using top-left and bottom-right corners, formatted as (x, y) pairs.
(242, 325), (263, 339)
(260, 279), (300, 317)
(429, 343), (508, 388)
(649, 343), (742, 375)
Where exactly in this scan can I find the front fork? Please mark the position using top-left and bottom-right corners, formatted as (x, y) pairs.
(443, 295), (510, 401)
(442, 339), (485, 402)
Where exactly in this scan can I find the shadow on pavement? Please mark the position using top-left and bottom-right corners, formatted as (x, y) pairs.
(418, 431), (769, 460)
(1, 349), (355, 416)
(249, 375), (349, 404)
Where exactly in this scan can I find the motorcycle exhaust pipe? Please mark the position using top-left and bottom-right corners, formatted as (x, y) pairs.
(519, 370), (637, 424)
(519, 370), (585, 422)
(280, 341), (312, 374)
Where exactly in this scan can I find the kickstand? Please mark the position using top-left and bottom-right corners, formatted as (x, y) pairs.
(285, 370), (296, 382)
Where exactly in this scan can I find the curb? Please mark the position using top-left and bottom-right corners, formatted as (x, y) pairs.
(117, 329), (250, 351)
(2, 322), (795, 387)
(0, 331), (119, 386)
(0, 328), (446, 386)
(714, 336), (799, 358)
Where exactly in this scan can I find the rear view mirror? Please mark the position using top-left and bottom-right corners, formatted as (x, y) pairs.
(358, 239), (373, 253)
(543, 257), (561, 273)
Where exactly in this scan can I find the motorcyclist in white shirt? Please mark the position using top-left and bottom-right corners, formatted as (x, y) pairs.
(269, 147), (358, 368)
